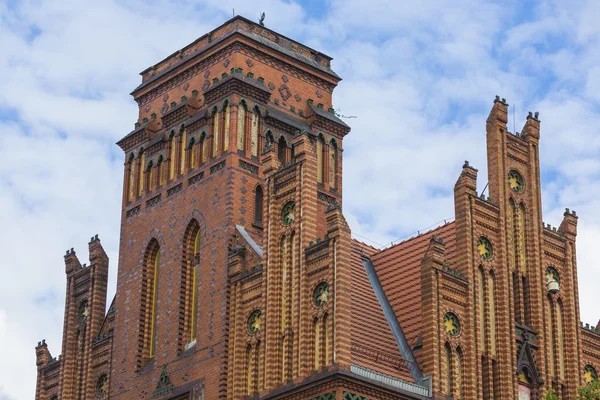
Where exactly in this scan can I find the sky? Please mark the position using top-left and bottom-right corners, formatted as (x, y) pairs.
(1, 0), (599, 398)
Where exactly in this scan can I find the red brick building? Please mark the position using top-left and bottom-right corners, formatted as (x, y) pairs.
(35, 16), (600, 400)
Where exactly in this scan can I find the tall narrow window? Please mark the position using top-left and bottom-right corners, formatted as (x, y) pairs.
(128, 157), (135, 202)
(254, 186), (263, 227)
(223, 102), (230, 152)
(456, 347), (463, 399)
(251, 107), (260, 157)
(237, 102), (247, 151)
(478, 267), (486, 352)
(139, 240), (160, 364)
(445, 343), (453, 395)
(180, 221), (200, 350)
(513, 272), (522, 324)
(138, 150), (145, 197)
(190, 229), (199, 341)
(180, 130), (187, 175)
(158, 155), (165, 186)
(278, 136), (287, 165)
(489, 272), (496, 356)
(253, 341), (260, 394)
(557, 301), (565, 379)
(201, 133), (207, 164)
(508, 199), (517, 270)
(212, 108), (219, 158)
(523, 276), (531, 326)
(329, 140), (337, 189)
(245, 344), (253, 396)
(313, 317), (320, 370)
(322, 314), (328, 366)
(147, 161), (154, 192)
(546, 297), (555, 376)
(518, 203), (527, 274)
(316, 135), (324, 183)
(188, 138), (196, 170)
(169, 133), (176, 180)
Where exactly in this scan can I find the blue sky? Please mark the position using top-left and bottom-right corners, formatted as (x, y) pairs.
(1, 1), (600, 399)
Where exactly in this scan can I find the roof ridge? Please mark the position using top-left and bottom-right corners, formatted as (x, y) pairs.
(383, 220), (455, 251)
(351, 237), (380, 252)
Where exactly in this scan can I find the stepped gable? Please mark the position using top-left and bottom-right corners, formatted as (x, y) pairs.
(371, 221), (457, 350)
(350, 239), (414, 382)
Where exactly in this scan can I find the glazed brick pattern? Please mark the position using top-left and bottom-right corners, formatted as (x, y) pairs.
(35, 15), (600, 400)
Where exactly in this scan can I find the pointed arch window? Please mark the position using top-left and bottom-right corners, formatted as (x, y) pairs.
(187, 137), (196, 171)
(212, 107), (220, 158)
(478, 267), (486, 352)
(139, 240), (160, 363)
(557, 301), (565, 379)
(329, 139), (338, 189)
(445, 342), (453, 395)
(180, 128), (187, 175)
(138, 149), (145, 197)
(456, 346), (463, 398)
(158, 155), (165, 186)
(127, 154), (135, 202)
(146, 160), (154, 192)
(169, 131), (176, 180)
(254, 186), (263, 227)
(313, 317), (320, 370)
(237, 101), (247, 151)
(223, 101), (230, 152)
(278, 136), (287, 165)
(316, 135), (325, 184)
(546, 296), (555, 377)
(265, 131), (275, 151)
(489, 271), (497, 356)
(180, 221), (200, 349)
(251, 106), (260, 157)
(322, 313), (329, 367)
(200, 132), (207, 164)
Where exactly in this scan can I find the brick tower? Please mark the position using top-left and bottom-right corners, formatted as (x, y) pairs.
(34, 16), (600, 400)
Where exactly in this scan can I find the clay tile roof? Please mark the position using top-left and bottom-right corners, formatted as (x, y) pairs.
(371, 222), (457, 350)
(350, 239), (414, 382)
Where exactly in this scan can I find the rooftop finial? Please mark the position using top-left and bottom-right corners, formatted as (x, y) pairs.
(259, 12), (265, 26)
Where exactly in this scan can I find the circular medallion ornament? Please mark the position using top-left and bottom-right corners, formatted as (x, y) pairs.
(584, 365), (598, 384)
(183, 82), (189, 91)
(96, 374), (108, 398)
(248, 310), (262, 335)
(145, 104), (151, 112)
(508, 170), (524, 193)
(78, 301), (88, 322)
(477, 236), (493, 260)
(443, 312), (460, 337)
(313, 282), (329, 308)
(281, 202), (296, 225)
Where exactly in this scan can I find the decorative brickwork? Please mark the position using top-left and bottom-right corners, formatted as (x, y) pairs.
(35, 15), (600, 400)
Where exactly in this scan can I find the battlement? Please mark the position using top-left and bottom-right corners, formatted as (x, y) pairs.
(133, 16), (338, 97)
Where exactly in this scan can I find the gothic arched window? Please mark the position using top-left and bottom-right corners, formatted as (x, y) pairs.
(251, 106), (261, 157)
(316, 134), (325, 184)
(254, 186), (263, 227)
(278, 136), (287, 165)
(237, 101), (247, 151)
(180, 220), (200, 349)
(329, 139), (338, 189)
(140, 239), (160, 362)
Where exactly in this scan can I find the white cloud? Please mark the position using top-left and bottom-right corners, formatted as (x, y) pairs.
(1, 1), (599, 399)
